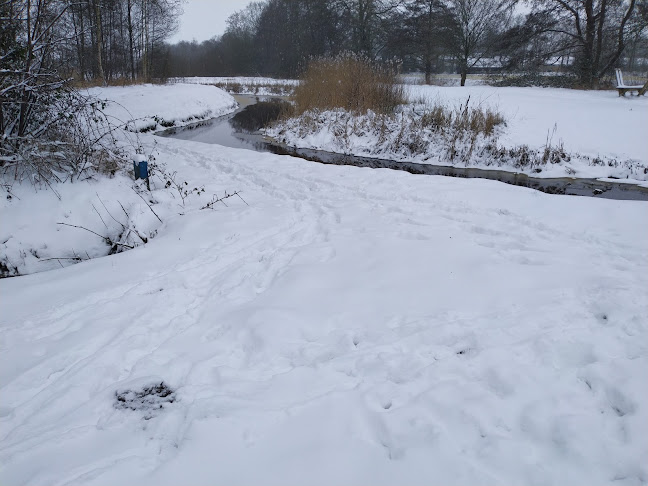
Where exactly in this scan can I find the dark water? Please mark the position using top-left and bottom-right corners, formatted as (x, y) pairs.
(158, 95), (648, 201)
(157, 95), (277, 151)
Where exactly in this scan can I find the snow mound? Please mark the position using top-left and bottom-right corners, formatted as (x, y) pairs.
(88, 83), (237, 132)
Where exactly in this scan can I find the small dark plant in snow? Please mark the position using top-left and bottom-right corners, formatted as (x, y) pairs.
(201, 190), (249, 210)
(163, 171), (206, 206)
(115, 382), (176, 420)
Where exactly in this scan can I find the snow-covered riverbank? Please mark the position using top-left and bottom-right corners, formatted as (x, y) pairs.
(1, 83), (238, 277)
(1, 83), (647, 486)
(407, 85), (648, 166)
(267, 86), (648, 182)
(89, 83), (237, 132)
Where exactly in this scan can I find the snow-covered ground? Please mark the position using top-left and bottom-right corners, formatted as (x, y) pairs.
(1, 84), (647, 486)
(268, 86), (648, 181)
(89, 83), (237, 132)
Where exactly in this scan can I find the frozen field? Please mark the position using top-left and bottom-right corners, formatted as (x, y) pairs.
(1, 83), (647, 486)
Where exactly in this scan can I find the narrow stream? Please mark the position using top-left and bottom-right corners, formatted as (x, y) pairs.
(158, 95), (648, 201)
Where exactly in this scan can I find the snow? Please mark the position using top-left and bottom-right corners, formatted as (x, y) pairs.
(267, 86), (648, 181)
(88, 83), (237, 132)
(1, 84), (648, 486)
(0, 178), (160, 276)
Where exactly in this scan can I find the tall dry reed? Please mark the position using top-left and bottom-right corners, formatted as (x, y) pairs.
(293, 54), (405, 115)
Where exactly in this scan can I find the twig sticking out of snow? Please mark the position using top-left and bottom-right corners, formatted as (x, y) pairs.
(200, 191), (248, 210)
(56, 222), (134, 250)
(132, 188), (163, 223)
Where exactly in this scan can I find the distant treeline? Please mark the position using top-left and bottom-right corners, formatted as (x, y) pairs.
(164, 0), (648, 88)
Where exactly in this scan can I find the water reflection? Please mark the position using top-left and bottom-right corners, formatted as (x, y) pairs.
(158, 96), (289, 152)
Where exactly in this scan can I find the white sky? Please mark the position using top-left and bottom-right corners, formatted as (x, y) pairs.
(169, 0), (255, 43)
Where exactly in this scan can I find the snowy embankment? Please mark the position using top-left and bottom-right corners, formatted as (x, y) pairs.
(267, 86), (648, 182)
(0, 83), (237, 277)
(1, 83), (647, 485)
(89, 83), (237, 132)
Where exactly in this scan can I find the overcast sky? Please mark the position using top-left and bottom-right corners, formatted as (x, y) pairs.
(169, 0), (254, 43)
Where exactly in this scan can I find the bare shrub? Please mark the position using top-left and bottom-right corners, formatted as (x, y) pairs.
(1, 85), (128, 191)
(1, 2), (130, 191)
(292, 53), (406, 115)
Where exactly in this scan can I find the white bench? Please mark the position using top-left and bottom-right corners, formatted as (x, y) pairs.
(615, 69), (647, 96)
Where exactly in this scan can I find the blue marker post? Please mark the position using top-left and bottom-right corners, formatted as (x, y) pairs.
(133, 157), (150, 191)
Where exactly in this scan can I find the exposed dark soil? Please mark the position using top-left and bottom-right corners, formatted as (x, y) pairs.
(115, 382), (176, 419)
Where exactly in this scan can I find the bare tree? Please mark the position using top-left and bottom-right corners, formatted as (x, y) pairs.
(398, 0), (455, 83)
(445, 0), (518, 86)
(335, 0), (403, 57)
(535, 0), (643, 87)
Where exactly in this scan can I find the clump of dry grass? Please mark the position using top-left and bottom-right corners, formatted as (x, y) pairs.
(293, 53), (405, 115)
(420, 97), (505, 137)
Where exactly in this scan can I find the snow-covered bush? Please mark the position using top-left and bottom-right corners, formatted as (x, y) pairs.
(269, 98), (506, 164)
(1, 2), (126, 189)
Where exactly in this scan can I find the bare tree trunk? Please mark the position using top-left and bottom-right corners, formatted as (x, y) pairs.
(596, 0), (636, 83)
(18, 0), (35, 139)
(581, 0), (596, 87)
(127, 0), (136, 80)
(142, 0), (149, 81)
(425, 56), (432, 84)
(424, 1), (433, 85)
(93, 0), (106, 85)
(593, 0), (608, 84)
(71, 5), (86, 81)
(460, 47), (469, 86)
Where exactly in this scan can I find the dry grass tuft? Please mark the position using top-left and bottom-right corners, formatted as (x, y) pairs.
(421, 97), (505, 137)
(293, 54), (405, 115)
